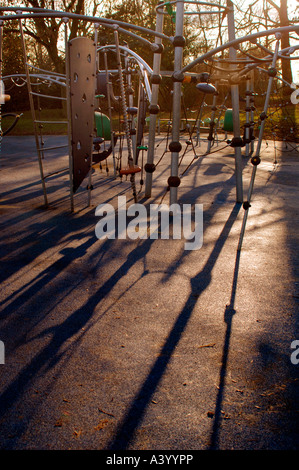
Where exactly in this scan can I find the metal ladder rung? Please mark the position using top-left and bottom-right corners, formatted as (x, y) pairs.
(30, 91), (67, 101)
(35, 120), (68, 125)
(26, 63), (65, 78)
(39, 144), (69, 152)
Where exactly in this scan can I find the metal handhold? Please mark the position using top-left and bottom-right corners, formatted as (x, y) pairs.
(196, 83), (217, 94)
(127, 107), (138, 115)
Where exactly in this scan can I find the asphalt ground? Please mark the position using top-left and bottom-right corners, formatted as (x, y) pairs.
(0, 132), (298, 456)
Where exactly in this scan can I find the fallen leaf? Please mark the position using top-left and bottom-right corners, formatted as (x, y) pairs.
(221, 411), (231, 419)
(94, 419), (109, 431)
(98, 407), (115, 417)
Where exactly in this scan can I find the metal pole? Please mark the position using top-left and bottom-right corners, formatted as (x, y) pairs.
(169, 0), (184, 205)
(245, 62), (251, 158)
(250, 70), (255, 155)
(227, 0), (243, 203)
(237, 35), (281, 251)
(145, 2), (164, 198)
(207, 82), (218, 154)
(196, 101), (207, 146)
(255, 37), (281, 157)
(64, 18), (74, 212)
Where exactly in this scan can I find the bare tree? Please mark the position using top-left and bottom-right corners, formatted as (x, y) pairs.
(234, 0), (298, 85)
(3, 0), (107, 73)
(266, 0), (294, 85)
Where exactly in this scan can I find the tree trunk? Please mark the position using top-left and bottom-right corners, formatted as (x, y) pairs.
(279, 0), (293, 86)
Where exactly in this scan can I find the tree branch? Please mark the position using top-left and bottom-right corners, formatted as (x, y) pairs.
(266, 0), (280, 13)
(23, 26), (49, 49)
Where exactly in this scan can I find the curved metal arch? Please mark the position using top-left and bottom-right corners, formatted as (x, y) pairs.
(98, 45), (153, 76)
(181, 26), (299, 73)
(1, 113), (22, 136)
(2, 73), (67, 88)
(98, 45), (153, 102)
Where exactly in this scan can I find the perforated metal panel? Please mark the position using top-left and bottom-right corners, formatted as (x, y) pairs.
(68, 37), (96, 193)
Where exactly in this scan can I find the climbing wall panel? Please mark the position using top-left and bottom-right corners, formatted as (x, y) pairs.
(68, 37), (96, 193)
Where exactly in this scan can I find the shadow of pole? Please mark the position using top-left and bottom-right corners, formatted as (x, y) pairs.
(108, 203), (241, 450)
(0, 236), (155, 436)
(209, 248), (241, 449)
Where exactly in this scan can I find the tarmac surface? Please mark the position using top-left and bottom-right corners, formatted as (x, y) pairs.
(0, 132), (298, 452)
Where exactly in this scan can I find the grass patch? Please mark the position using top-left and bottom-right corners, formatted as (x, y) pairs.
(2, 105), (298, 142)
(1, 109), (68, 136)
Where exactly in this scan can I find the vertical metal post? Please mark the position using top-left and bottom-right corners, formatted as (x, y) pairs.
(145, 3), (164, 198)
(169, 0), (184, 205)
(196, 101), (206, 146)
(237, 35), (281, 251)
(227, 0), (243, 203)
(64, 18), (74, 212)
(255, 37), (281, 157)
(207, 82), (218, 154)
(245, 63), (251, 158)
(135, 78), (145, 165)
(250, 70), (255, 155)
(19, 16), (48, 207)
